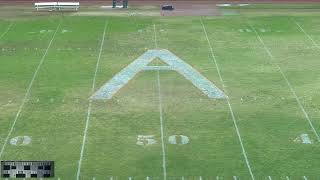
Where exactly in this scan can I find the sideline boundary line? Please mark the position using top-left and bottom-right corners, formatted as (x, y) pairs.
(0, 21), (61, 158)
(76, 20), (108, 180)
(200, 17), (255, 180)
(153, 23), (167, 180)
(0, 21), (14, 41)
(249, 23), (320, 141)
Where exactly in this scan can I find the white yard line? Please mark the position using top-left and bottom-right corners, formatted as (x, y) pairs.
(0, 22), (14, 41)
(200, 18), (255, 180)
(153, 23), (167, 180)
(249, 23), (320, 141)
(76, 20), (108, 180)
(0, 21), (61, 158)
(292, 19), (320, 49)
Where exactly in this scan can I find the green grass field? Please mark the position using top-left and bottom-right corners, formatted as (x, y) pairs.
(1, 4), (320, 180)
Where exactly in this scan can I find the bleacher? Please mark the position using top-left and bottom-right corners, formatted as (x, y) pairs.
(34, 2), (79, 11)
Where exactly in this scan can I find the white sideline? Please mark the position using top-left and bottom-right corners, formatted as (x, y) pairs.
(76, 20), (108, 180)
(0, 22), (14, 41)
(153, 24), (167, 180)
(0, 21), (61, 158)
(200, 17), (255, 180)
(249, 23), (320, 142)
(293, 19), (320, 49)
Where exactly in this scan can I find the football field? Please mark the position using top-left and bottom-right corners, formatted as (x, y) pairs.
(1, 5), (320, 179)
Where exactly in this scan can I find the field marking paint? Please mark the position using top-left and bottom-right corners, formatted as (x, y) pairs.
(0, 100), (12, 109)
(146, 176), (150, 180)
(268, 176), (272, 180)
(90, 49), (226, 100)
(249, 23), (320, 141)
(0, 21), (61, 158)
(292, 19), (320, 49)
(303, 176), (308, 180)
(200, 18), (255, 180)
(110, 176), (113, 180)
(136, 135), (157, 145)
(286, 176), (290, 180)
(182, 176), (185, 180)
(9, 136), (31, 146)
(0, 22), (14, 41)
(153, 23), (167, 180)
(294, 133), (312, 144)
(168, 135), (189, 145)
(129, 177), (132, 180)
(216, 176), (219, 180)
(233, 176), (237, 180)
(153, 24), (158, 48)
(76, 20), (108, 180)
(199, 176), (202, 180)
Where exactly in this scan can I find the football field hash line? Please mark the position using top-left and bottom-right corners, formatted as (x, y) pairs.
(249, 23), (320, 142)
(0, 20), (61, 158)
(153, 23), (167, 180)
(292, 19), (320, 49)
(76, 20), (108, 180)
(200, 17), (255, 180)
(0, 21), (14, 41)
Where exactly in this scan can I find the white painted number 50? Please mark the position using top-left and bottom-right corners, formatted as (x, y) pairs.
(136, 134), (189, 146)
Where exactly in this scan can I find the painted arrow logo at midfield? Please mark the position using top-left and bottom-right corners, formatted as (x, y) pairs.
(91, 49), (227, 100)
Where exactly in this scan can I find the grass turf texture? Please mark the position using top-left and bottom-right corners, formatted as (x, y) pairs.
(1, 5), (320, 180)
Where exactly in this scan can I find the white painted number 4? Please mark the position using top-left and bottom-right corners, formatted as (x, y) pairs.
(136, 135), (189, 146)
